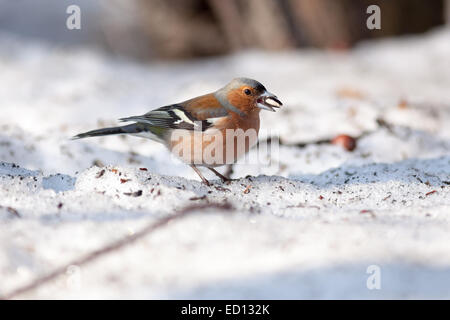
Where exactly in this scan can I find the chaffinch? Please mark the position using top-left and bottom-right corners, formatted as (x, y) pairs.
(73, 77), (282, 185)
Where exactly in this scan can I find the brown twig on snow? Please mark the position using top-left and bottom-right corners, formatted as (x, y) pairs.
(259, 117), (398, 150)
(0, 203), (233, 300)
(0, 206), (21, 218)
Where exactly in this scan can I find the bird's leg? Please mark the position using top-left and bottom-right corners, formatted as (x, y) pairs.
(190, 165), (210, 186)
(207, 167), (231, 183)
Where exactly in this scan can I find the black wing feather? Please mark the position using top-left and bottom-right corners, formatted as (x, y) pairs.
(120, 104), (212, 132)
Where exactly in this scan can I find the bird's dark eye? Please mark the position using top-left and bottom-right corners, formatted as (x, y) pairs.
(244, 88), (251, 95)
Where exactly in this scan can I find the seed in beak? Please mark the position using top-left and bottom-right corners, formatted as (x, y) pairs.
(264, 96), (282, 108)
(257, 94), (283, 111)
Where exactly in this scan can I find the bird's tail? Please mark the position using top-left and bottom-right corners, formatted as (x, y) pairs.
(72, 124), (140, 140)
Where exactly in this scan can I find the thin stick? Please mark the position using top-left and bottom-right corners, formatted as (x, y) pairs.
(208, 167), (231, 183)
(1, 203), (232, 300)
(190, 164), (210, 186)
(258, 117), (395, 149)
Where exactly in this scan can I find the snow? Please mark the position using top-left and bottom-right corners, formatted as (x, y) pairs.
(0, 27), (450, 299)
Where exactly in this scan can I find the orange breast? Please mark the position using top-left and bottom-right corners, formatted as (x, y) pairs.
(167, 110), (260, 167)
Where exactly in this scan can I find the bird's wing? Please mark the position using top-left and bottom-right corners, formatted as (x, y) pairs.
(182, 93), (230, 121)
(119, 94), (230, 133)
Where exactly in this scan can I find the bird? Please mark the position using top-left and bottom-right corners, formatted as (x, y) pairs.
(73, 77), (282, 186)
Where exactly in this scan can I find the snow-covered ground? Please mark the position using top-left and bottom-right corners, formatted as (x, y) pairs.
(0, 27), (449, 299)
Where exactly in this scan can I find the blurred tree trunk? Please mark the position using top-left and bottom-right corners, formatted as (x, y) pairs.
(445, 0), (450, 23)
(100, 0), (445, 60)
(209, 0), (295, 50)
(207, 0), (244, 50)
(287, 0), (445, 49)
(136, 0), (227, 59)
(287, 0), (354, 49)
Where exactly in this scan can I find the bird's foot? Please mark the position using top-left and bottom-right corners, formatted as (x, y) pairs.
(202, 178), (211, 187)
(207, 168), (232, 184)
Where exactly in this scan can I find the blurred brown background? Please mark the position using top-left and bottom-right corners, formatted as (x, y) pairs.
(129, 0), (446, 58)
(0, 0), (448, 60)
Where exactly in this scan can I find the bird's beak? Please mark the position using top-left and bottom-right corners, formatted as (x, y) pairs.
(256, 91), (283, 112)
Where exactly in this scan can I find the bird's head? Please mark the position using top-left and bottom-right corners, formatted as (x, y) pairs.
(215, 77), (282, 114)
